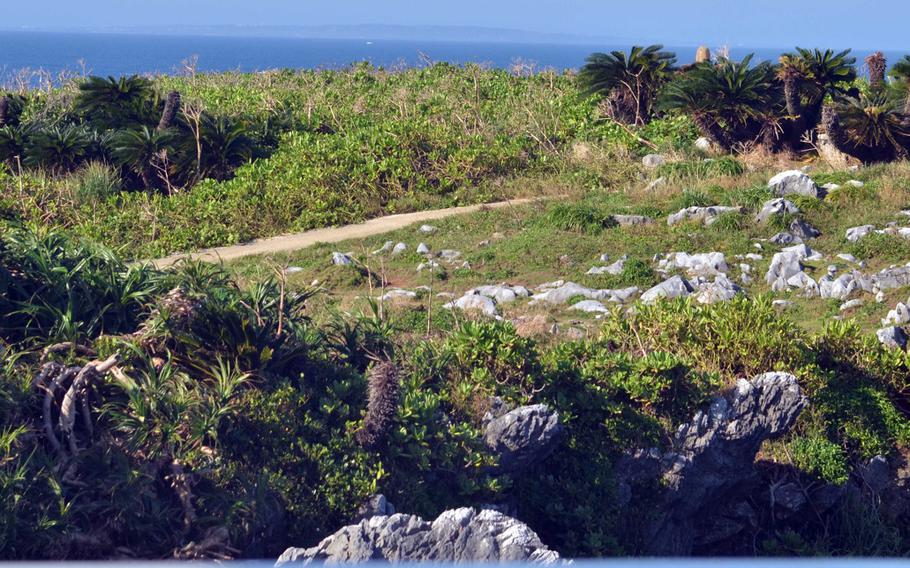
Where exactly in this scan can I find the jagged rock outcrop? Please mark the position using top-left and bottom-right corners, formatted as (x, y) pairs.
(483, 404), (563, 475)
(276, 508), (560, 564)
(618, 372), (807, 555)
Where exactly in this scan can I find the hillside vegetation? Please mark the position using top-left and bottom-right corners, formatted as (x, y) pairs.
(5, 50), (910, 560)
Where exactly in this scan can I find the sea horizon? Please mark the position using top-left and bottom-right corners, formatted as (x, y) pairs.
(1, 29), (907, 83)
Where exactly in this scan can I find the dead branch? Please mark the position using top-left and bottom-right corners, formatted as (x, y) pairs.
(58, 354), (121, 454)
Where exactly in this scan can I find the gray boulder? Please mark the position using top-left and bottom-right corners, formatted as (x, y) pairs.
(469, 284), (530, 304)
(658, 252), (728, 277)
(372, 241), (395, 255)
(353, 494), (396, 522)
(531, 282), (638, 305)
(483, 404), (563, 475)
(695, 137), (715, 153)
(277, 508), (559, 564)
(770, 232), (800, 245)
(694, 275), (741, 304)
(381, 289), (418, 302)
(587, 259), (626, 276)
(391, 242), (408, 256)
(873, 267), (910, 291)
(571, 299), (610, 313)
(882, 302), (910, 326)
(768, 170), (821, 198)
(444, 294), (499, 317)
(765, 252), (804, 292)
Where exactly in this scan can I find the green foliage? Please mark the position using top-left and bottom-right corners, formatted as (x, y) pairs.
(601, 296), (808, 379)
(23, 125), (92, 174)
(72, 161), (122, 203)
(846, 231), (910, 263)
(656, 156), (744, 181)
(446, 320), (542, 409)
(541, 202), (616, 234)
(74, 75), (157, 129)
(788, 433), (850, 484)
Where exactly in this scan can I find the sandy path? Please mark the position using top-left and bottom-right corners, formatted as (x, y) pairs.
(150, 197), (544, 268)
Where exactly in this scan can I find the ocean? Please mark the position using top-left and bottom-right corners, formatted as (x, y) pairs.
(0, 30), (906, 81)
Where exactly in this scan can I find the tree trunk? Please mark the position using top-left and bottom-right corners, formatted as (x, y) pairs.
(157, 91), (181, 131)
(0, 96), (8, 128)
(783, 74), (801, 117)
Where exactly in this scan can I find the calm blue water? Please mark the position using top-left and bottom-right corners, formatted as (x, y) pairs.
(0, 31), (906, 80)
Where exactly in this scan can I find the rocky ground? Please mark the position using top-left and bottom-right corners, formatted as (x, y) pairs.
(219, 156), (910, 562)
(231, 158), (910, 343)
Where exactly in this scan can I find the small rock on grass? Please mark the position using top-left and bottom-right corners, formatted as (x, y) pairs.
(332, 252), (355, 266)
(642, 154), (666, 168)
(840, 299), (863, 311)
(571, 300), (610, 314)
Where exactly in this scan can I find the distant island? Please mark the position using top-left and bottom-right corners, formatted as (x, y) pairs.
(3, 24), (634, 46)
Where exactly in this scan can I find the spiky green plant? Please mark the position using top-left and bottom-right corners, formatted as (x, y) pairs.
(777, 48), (857, 148)
(0, 94), (26, 128)
(579, 45), (677, 125)
(823, 95), (910, 163)
(0, 124), (30, 168)
(109, 126), (177, 189)
(74, 75), (156, 130)
(889, 55), (910, 114)
(660, 55), (779, 151)
(177, 115), (254, 182)
(23, 125), (92, 174)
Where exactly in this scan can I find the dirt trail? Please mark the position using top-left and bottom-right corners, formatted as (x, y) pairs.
(150, 197), (544, 268)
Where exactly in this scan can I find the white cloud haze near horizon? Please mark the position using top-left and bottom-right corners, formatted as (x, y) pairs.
(3, 0), (908, 49)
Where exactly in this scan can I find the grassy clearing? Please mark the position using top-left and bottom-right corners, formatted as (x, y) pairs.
(227, 161), (910, 336)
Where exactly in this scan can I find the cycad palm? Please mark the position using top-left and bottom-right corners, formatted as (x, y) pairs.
(75, 75), (156, 129)
(660, 55), (778, 151)
(890, 55), (910, 114)
(823, 94), (910, 162)
(777, 48), (856, 148)
(23, 125), (91, 174)
(109, 126), (177, 189)
(579, 45), (677, 125)
(177, 116), (254, 182)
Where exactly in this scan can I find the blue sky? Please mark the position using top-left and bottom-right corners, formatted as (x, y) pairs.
(4, 0), (908, 49)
